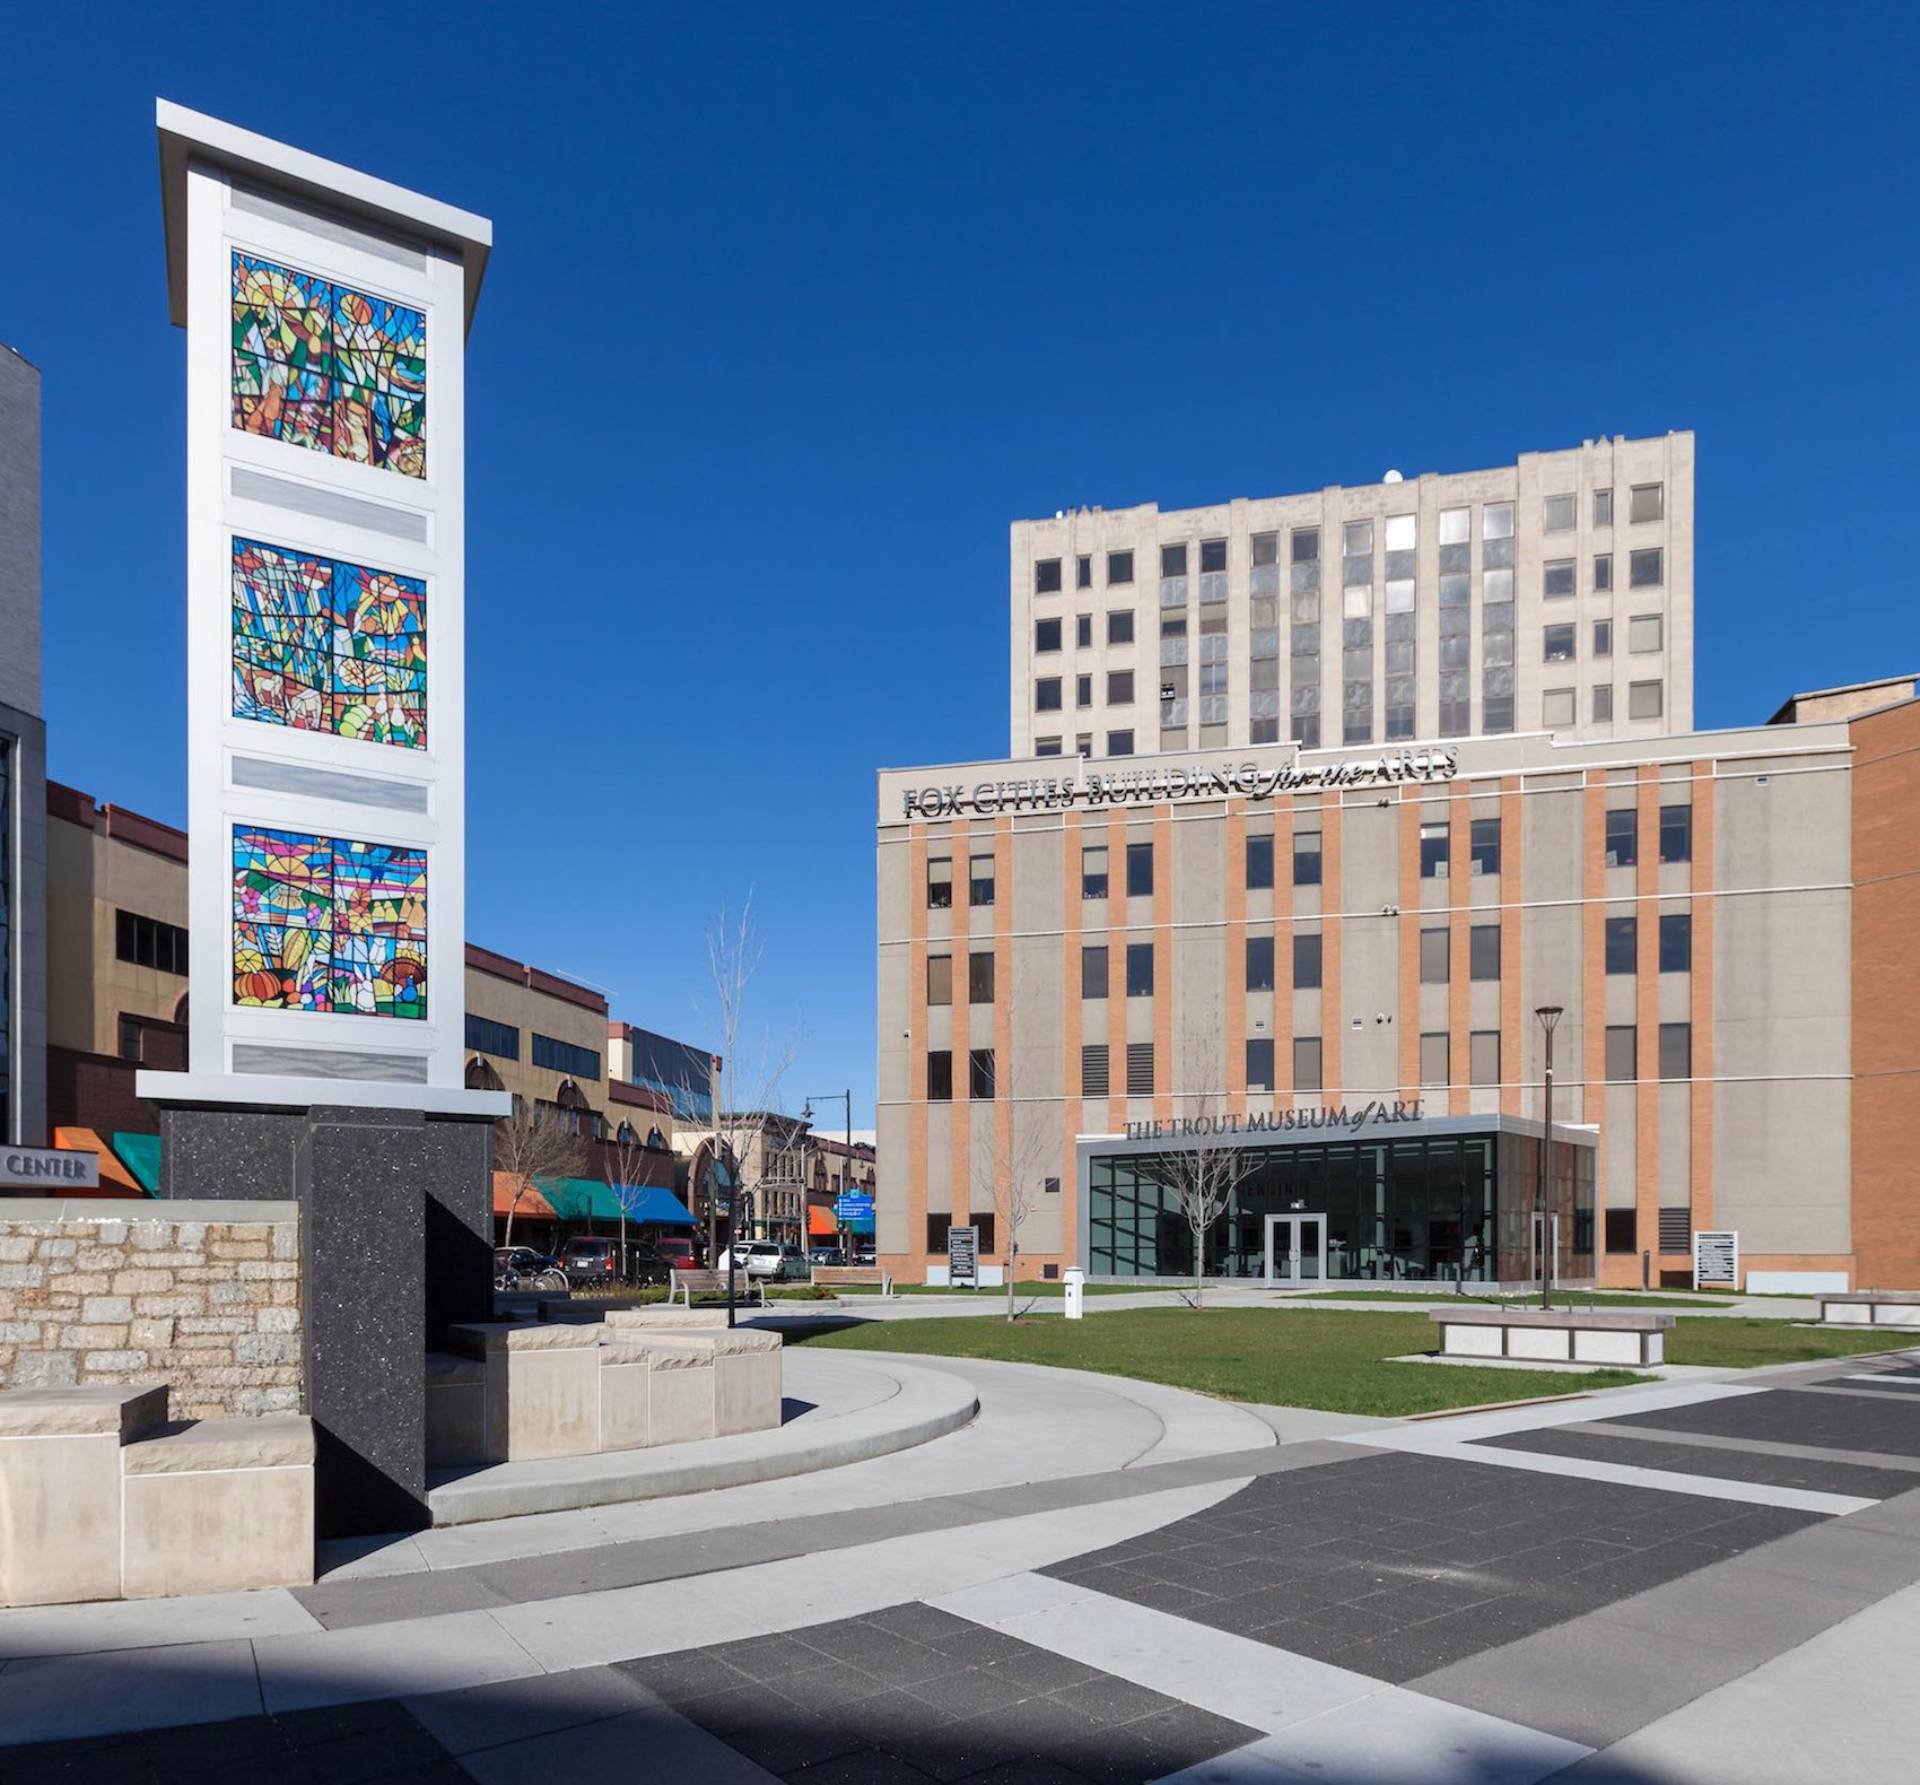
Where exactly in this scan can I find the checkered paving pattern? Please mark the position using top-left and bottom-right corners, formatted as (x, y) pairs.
(1607, 1387), (1920, 1456)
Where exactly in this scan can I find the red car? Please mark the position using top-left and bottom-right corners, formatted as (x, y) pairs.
(656, 1236), (697, 1271)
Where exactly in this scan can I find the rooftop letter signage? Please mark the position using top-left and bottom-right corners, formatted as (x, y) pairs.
(901, 749), (1458, 821)
(1124, 1101), (1426, 1143)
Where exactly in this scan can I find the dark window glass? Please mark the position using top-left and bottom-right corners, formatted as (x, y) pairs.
(1420, 822), (1449, 878)
(1035, 558), (1062, 594)
(1107, 610), (1134, 645)
(1246, 1037), (1275, 1093)
(1034, 737), (1062, 756)
(1292, 528), (1319, 563)
(1082, 846), (1108, 899)
(926, 1213), (950, 1254)
(1200, 537), (1228, 573)
(969, 853), (994, 906)
(1629, 547), (1663, 587)
(1035, 678), (1062, 712)
(1076, 554), (1092, 590)
(927, 856), (952, 908)
(1081, 945), (1108, 999)
(926, 1051), (953, 1101)
(1293, 829), (1322, 886)
(1107, 670), (1134, 705)
(1107, 550), (1134, 585)
(1293, 931), (1323, 989)
(1660, 803), (1693, 864)
(1160, 543), (1187, 577)
(1659, 913), (1692, 973)
(1076, 614), (1092, 648)
(1126, 942), (1154, 997)
(1604, 808), (1637, 868)
(1469, 923), (1500, 981)
(1659, 1022), (1692, 1079)
(1246, 834), (1274, 889)
(1035, 617), (1061, 652)
(465, 1013), (521, 1060)
(969, 1048), (996, 1099)
(1106, 730), (1135, 756)
(1126, 841), (1154, 896)
(1605, 916), (1637, 973)
(115, 909), (190, 977)
(1245, 935), (1275, 992)
(1469, 817), (1500, 876)
(1076, 674), (1092, 708)
(531, 1033), (601, 1080)
(1605, 1209), (1637, 1254)
(969, 951), (995, 1003)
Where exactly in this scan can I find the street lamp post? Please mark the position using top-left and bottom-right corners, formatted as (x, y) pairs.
(803, 1090), (855, 1260)
(1535, 1005), (1564, 1312)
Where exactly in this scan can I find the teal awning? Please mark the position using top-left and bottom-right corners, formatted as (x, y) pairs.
(112, 1133), (162, 1194)
(540, 1178), (694, 1226)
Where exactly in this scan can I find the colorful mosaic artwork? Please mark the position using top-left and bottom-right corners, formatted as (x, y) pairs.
(232, 827), (427, 1019)
(231, 538), (426, 747)
(231, 253), (427, 478)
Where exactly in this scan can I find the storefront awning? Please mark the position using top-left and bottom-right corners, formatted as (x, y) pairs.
(540, 1178), (696, 1227)
(807, 1205), (837, 1238)
(492, 1172), (558, 1222)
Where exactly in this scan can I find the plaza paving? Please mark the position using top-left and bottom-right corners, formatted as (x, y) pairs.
(3, 1348), (1919, 1782)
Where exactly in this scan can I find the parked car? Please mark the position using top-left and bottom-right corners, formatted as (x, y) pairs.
(493, 1247), (568, 1290)
(808, 1246), (841, 1268)
(730, 1240), (810, 1282)
(562, 1235), (670, 1287)
(855, 1246), (877, 1267)
(655, 1236), (697, 1271)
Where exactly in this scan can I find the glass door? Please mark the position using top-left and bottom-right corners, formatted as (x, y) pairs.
(1263, 1214), (1328, 1285)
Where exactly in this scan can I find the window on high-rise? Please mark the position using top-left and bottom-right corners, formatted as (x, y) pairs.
(1035, 558), (1062, 594)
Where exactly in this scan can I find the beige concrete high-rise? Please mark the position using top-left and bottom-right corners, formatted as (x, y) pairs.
(1009, 433), (1693, 760)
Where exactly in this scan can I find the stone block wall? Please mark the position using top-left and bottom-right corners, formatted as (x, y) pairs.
(0, 1199), (301, 1418)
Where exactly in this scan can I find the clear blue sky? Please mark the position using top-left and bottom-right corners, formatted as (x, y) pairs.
(3, 2), (1915, 1126)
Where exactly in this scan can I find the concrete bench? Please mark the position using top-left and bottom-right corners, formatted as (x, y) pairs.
(813, 1265), (892, 1297)
(0, 1384), (314, 1606)
(668, 1268), (765, 1308)
(627, 1328), (784, 1438)
(1819, 1292), (1920, 1329)
(445, 1321), (603, 1462)
(1430, 1306), (1674, 1367)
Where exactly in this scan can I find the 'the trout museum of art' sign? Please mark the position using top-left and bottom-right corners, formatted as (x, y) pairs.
(1123, 1101), (1428, 1143)
(900, 749), (1459, 821)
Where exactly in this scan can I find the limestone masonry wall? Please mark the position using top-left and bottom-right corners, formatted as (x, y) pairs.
(0, 1199), (302, 1418)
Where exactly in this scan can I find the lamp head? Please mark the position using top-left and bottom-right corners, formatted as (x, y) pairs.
(1534, 1004), (1565, 1035)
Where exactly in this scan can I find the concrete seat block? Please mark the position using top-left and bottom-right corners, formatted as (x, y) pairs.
(627, 1329), (783, 1359)
(713, 1350), (782, 1437)
(1439, 1322), (1503, 1358)
(648, 1351), (718, 1445)
(599, 1359), (652, 1452)
(0, 1430), (124, 1607)
(121, 1451), (315, 1599)
(483, 1343), (600, 1462)
(448, 1320), (602, 1359)
(1508, 1326), (1573, 1361)
(122, 1415), (315, 1475)
(604, 1307), (728, 1331)
(0, 1384), (170, 1441)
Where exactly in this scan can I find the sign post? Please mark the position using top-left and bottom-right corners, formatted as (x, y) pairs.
(947, 1224), (979, 1289)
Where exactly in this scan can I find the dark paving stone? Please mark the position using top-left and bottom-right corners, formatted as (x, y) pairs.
(1478, 1424), (1920, 1498)
(0, 1734), (159, 1785)
(1035, 1448), (1829, 1682)
(1608, 1387), (1920, 1457)
(784, 1750), (942, 1784)
(612, 1646), (751, 1706)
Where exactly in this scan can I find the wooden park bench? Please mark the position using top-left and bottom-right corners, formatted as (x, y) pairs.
(666, 1267), (765, 1309)
(812, 1264), (893, 1298)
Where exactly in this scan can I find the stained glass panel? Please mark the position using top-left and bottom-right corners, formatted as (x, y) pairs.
(232, 537), (426, 748)
(233, 827), (427, 1019)
(232, 252), (427, 479)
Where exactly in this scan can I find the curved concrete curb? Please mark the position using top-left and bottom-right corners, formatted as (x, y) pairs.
(425, 1356), (979, 1526)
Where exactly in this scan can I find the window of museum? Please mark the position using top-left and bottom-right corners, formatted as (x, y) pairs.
(1126, 1041), (1155, 1095)
(1108, 549), (1134, 585)
(1420, 1032), (1449, 1089)
(1126, 942), (1154, 997)
(1246, 1038), (1275, 1094)
(1605, 808), (1637, 868)
(1605, 1209), (1637, 1254)
(925, 1214), (949, 1254)
(1605, 1025), (1637, 1082)
(1126, 840), (1154, 896)
(1470, 923), (1501, 980)
(1659, 913), (1692, 973)
(927, 1050), (953, 1101)
(969, 853), (994, 906)
(1246, 935), (1275, 992)
(1081, 945), (1108, 999)
(969, 1048), (996, 1099)
(1246, 833), (1275, 890)
(1035, 558), (1062, 594)
(1293, 1035), (1323, 1093)
(1082, 845), (1109, 899)
(1659, 1021), (1692, 1079)
(969, 950), (995, 1002)
(1294, 828), (1323, 886)
(1036, 617), (1061, 653)
(1293, 931), (1323, 990)
(1660, 803), (1693, 864)
(1420, 821), (1449, 879)
(1081, 1044), (1109, 1097)
(1420, 927), (1448, 984)
(927, 954), (952, 1005)
(1605, 916), (1637, 973)
(1470, 1030), (1500, 1088)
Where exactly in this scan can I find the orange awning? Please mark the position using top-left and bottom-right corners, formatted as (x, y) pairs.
(52, 1128), (147, 1197)
(492, 1172), (558, 1222)
(807, 1205), (837, 1238)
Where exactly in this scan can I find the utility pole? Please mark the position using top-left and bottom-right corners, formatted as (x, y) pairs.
(1535, 1005), (1564, 1312)
(804, 1090), (856, 1260)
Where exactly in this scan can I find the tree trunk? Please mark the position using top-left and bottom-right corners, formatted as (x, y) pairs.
(1006, 1233), (1016, 1322)
(503, 1188), (519, 1251)
(1194, 1220), (1205, 1309)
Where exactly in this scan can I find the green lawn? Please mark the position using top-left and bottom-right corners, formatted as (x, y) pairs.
(834, 1281), (1156, 1298)
(1665, 1320), (1920, 1368)
(790, 1305), (1920, 1417)
(791, 1306), (1644, 1416)
(1296, 1290), (1713, 1310)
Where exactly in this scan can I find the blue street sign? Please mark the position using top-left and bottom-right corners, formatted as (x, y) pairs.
(834, 1194), (875, 1220)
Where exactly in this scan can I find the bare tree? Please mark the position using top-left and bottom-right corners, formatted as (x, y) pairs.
(1138, 1079), (1263, 1309)
(680, 894), (799, 1266)
(494, 1098), (587, 1250)
(602, 1121), (656, 1279)
(970, 1046), (1057, 1321)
